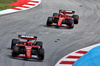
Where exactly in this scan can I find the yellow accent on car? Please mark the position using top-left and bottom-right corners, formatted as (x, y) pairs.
(27, 50), (30, 52)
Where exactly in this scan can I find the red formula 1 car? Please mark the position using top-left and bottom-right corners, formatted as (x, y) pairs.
(11, 35), (44, 60)
(46, 10), (79, 28)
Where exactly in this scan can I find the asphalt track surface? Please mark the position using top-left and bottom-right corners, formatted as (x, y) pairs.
(0, 0), (100, 66)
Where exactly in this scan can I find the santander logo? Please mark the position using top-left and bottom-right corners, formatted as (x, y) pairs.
(26, 46), (32, 49)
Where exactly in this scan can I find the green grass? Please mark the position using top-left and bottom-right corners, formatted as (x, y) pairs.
(0, 0), (17, 10)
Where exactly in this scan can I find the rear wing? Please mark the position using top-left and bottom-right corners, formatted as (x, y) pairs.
(18, 35), (37, 40)
(59, 10), (75, 14)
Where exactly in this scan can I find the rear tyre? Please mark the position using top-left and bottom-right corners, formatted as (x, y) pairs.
(38, 48), (44, 60)
(67, 19), (74, 28)
(12, 46), (19, 56)
(72, 15), (79, 24)
(36, 41), (43, 48)
(53, 13), (59, 17)
(46, 17), (53, 26)
(11, 39), (19, 49)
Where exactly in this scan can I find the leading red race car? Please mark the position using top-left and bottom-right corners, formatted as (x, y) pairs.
(46, 10), (79, 28)
(11, 35), (44, 60)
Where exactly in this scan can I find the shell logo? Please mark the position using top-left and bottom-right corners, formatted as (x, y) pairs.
(27, 50), (30, 52)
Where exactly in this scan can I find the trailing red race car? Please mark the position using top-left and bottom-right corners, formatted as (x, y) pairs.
(11, 35), (44, 60)
(46, 10), (79, 28)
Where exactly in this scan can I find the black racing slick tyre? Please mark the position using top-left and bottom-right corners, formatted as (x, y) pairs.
(11, 39), (19, 49)
(46, 17), (53, 26)
(36, 41), (43, 48)
(12, 46), (19, 56)
(67, 19), (74, 28)
(38, 48), (44, 60)
(72, 15), (79, 24)
(53, 13), (59, 17)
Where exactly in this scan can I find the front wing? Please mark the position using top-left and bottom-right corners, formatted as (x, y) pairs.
(12, 54), (41, 59)
(50, 23), (71, 27)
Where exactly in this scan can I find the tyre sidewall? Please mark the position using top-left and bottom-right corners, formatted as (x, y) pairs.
(12, 46), (19, 56)
(11, 39), (19, 49)
(38, 48), (44, 60)
(47, 17), (53, 26)
(72, 15), (79, 24)
(67, 19), (74, 28)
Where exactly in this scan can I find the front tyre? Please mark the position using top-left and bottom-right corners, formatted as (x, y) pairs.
(38, 48), (44, 60)
(67, 19), (74, 28)
(12, 46), (19, 57)
(46, 17), (53, 26)
(72, 15), (79, 24)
